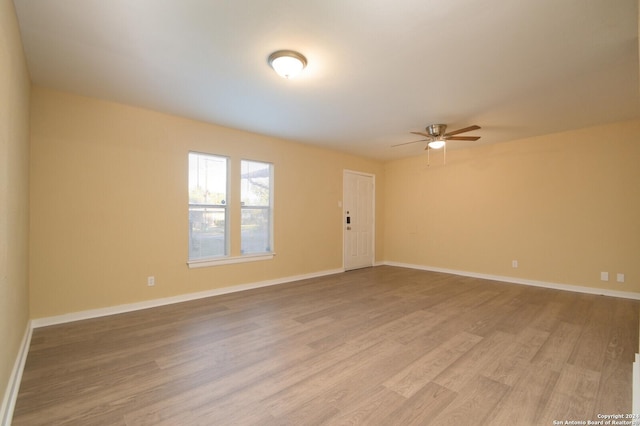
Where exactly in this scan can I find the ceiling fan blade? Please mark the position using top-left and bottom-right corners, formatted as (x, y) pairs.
(410, 131), (432, 138)
(444, 125), (481, 137)
(392, 139), (427, 147)
(446, 136), (481, 141)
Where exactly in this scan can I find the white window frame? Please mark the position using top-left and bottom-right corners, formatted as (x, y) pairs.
(187, 154), (275, 269)
(188, 152), (229, 262)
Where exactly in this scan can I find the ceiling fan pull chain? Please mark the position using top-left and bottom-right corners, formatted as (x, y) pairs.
(444, 143), (446, 165)
(427, 145), (430, 167)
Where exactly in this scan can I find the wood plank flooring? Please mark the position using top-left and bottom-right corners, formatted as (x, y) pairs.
(12, 266), (640, 425)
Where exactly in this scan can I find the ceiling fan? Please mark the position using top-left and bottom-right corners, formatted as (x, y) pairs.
(393, 124), (481, 150)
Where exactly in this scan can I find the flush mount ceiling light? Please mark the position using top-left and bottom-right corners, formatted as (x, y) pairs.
(268, 50), (307, 79)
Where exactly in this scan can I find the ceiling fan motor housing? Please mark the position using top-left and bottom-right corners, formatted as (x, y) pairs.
(427, 124), (447, 137)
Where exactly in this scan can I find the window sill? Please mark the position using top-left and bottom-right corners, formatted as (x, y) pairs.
(187, 253), (275, 269)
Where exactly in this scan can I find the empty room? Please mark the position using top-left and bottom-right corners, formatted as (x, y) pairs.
(2, 0), (640, 425)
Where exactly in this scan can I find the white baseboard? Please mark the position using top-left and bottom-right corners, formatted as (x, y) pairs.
(35, 262), (638, 329)
(32, 268), (344, 328)
(1, 321), (32, 426)
(383, 261), (640, 300)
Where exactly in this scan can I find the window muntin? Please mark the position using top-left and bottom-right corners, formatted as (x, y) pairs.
(188, 153), (228, 260)
(241, 160), (273, 255)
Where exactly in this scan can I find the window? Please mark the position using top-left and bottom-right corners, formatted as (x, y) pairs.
(188, 154), (274, 267)
(188, 153), (228, 260)
(241, 160), (273, 254)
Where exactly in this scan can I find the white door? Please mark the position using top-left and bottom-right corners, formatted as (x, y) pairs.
(343, 170), (374, 270)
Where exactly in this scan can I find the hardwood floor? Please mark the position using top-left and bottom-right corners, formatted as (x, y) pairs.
(12, 266), (639, 425)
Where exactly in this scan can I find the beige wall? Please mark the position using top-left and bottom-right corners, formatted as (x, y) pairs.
(0, 0), (31, 410)
(28, 85), (640, 320)
(385, 119), (640, 293)
(29, 87), (385, 318)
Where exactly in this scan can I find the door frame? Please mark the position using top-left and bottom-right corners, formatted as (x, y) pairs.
(343, 169), (376, 270)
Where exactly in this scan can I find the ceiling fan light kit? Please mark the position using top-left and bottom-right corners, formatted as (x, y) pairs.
(268, 50), (307, 79)
(428, 139), (446, 150)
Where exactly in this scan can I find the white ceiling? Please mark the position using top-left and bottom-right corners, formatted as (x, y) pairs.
(13, 0), (640, 160)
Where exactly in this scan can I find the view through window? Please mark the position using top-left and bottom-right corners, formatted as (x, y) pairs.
(188, 153), (273, 262)
(241, 160), (273, 254)
(188, 153), (228, 260)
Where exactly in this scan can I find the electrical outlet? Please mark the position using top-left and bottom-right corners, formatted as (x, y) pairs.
(600, 272), (609, 282)
(512, 260), (518, 268)
(617, 273), (625, 283)
(147, 276), (155, 286)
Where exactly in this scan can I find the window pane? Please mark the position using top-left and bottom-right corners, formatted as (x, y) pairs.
(189, 206), (226, 259)
(189, 153), (227, 205)
(241, 208), (270, 254)
(241, 160), (272, 254)
(241, 160), (271, 207)
(189, 152), (228, 260)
